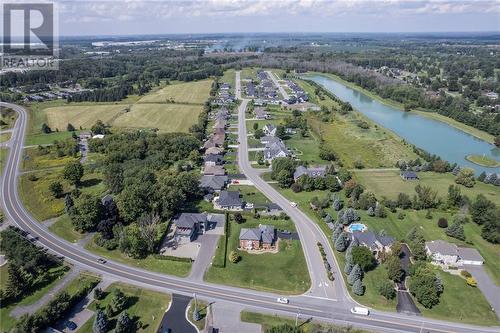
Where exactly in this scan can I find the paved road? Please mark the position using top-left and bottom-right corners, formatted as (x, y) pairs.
(157, 294), (197, 333)
(266, 70), (290, 100)
(1, 100), (498, 333)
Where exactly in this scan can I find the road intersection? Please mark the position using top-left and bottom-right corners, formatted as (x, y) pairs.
(0, 95), (498, 333)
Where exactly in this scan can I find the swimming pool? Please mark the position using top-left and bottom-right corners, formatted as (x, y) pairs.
(347, 223), (367, 233)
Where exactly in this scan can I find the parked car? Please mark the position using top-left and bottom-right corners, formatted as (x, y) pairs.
(290, 202), (297, 207)
(350, 307), (369, 316)
(277, 297), (289, 304)
(66, 321), (77, 330)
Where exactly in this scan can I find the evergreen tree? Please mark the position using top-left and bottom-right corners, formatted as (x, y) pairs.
(445, 222), (466, 241)
(115, 312), (134, 333)
(477, 171), (486, 182)
(352, 278), (365, 296)
(334, 232), (348, 252)
(344, 253), (354, 274)
(378, 280), (396, 300)
(332, 198), (343, 211)
(93, 310), (108, 333)
(347, 264), (362, 285)
(111, 289), (127, 314)
(367, 206), (375, 216)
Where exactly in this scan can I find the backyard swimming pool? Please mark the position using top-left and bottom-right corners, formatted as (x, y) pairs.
(348, 223), (367, 233)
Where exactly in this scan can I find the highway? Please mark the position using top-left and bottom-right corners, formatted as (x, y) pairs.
(0, 98), (498, 333)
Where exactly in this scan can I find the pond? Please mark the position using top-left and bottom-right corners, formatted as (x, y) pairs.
(306, 74), (500, 175)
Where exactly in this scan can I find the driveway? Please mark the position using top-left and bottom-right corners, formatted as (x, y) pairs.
(188, 234), (221, 281)
(211, 302), (260, 333)
(157, 294), (197, 333)
(396, 244), (420, 315)
(464, 265), (500, 318)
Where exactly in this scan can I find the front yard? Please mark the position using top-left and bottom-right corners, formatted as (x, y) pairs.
(204, 216), (311, 294)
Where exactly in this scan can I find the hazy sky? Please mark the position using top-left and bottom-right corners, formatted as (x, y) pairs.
(38, 0), (500, 35)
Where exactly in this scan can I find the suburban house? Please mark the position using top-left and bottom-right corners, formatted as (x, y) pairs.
(293, 165), (327, 181)
(213, 119), (227, 130)
(214, 190), (243, 211)
(203, 133), (225, 149)
(400, 171), (419, 181)
(263, 140), (289, 162)
(200, 175), (229, 192)
(239, 224), (276, 251)
(260, 136), (281, 145)
(203, 165), (225, 176)
(260, 203), (283, 216)
(79, 131), (92, 140)
(205, 147), (223, 155)
(263, 124), (277, 136)
(173, 213), (225, 241)
(220, 83), (231, 90)
(204, 154), (224, 166)
(425, 240), (484, 266)
(351, 231), (394, 258)
(254, 107), (269, 120)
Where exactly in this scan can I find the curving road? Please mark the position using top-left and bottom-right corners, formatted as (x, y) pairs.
(0, 98), (497, 333)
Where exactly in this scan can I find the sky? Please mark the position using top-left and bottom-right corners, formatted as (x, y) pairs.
(8, 0), (500, 36)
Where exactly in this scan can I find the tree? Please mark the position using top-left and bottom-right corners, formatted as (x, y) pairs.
(351, 246), (376, 271)
(63, 161), (84, 185)
(367, 207), (375, 216)
(447, 185), (462, 207)
(70, 194), (103, 232)
(254, 128), (264, 139)
(93, 310), (108, 333)
(115, 311), (134, 333)
(253, 123), (258, 131)
(397, 193), (412, 209)
(344, 253), (354, 274)
(48, 181), (63, 198)
(470, 194), (495, 225)
(437, 218), (448, 228)
(275, 125), (286, 139)
(67, 123), (75, 131)
(455, 168), (475, 188)
(352, 278), (365, 296)
(103, 163), (124, 194)
(276, 169), (294, 188)
(94, 288), (105, 300)
(378, 280), (396, 300)
(374, 203), (387, 218)
(111, 289), (128, 314)
(41, 123), (51, 133)
(233, 212), (244, 224)
(334, 232), (348, 252)
(229, 250), (240, 263)
(332, 198), (343, 211)
(386, 255), (404, 282)
(414, 184), (438, 209)
(495, 135), (500, 148)
(408, 264), (441, 308)
(477, 171), (487, 182)
(347, 264), (362, 285)
(91, 120), (107, 135)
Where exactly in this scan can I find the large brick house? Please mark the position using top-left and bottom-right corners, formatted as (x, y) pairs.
(239, 224), (276, 251)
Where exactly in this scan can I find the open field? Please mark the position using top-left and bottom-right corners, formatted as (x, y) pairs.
(86, 237), (192, 277)
(79, 282), (171, 333)
(205, 217), (310, 294)
(49, 214), (85, 243)
(354, 170), (500, 206)
(19, 170), (105, 221)
(138, 79), (212, 104)
(0, 132), (11, 143)
(0, 107), (18, 129)
(112, 103), (202, 132)
(466, 154), (500, 167)
(0, 265), (69, 332)
(22, 147), (79, 171)
(0, 148), (9, 174)
(45, 104), (128, 131)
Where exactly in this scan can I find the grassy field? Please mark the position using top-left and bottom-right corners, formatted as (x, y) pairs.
(49, 214), (85, 243)
(45, 104), (128, 131)
(22, 147), (79, 171)
(0, 132), (11, 143)
(220, 69), (236, 92)
(0, 148), (9, 174)
(0, 265), (69, 332)
(204, 217), (311, 294)
(354, 170), (500, 206)
(79, 283), (171, 333)
(138, 79), (212, 104)
(295, 78), (418, 168)
(19, 170), (105, 221)
(0, 107), (18, 129)
(465, 154), (500, 167)
(25, 131), (76, 146)
(112, 103), (202, 132)
(85, 237), (192, 277)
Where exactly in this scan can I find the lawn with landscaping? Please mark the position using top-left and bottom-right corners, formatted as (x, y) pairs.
(205, 214), (311, 294)
(187, 299), (208, 331)
(79, 283), (171, 333)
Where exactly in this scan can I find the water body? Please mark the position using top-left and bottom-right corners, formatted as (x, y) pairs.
(307, 74), (500, 174)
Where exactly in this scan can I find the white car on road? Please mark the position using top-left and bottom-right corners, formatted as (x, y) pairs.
(290, 202), (297, 207)
(276, 297), (289, 304)
(350, 307), (369, 316)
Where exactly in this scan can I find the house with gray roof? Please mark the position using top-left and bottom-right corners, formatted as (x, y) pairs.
(400, 170), (419, 181)
(203, 164), (225, 176)
(214, 190), (243, 211)
(239, 224), (276, 250)
(426, 240), (484, 266)
(173, 212), (225, 241)
(263, 124), (277, 136)
(204, 154), (224, 166)
(351, 231), (394, 258)
(200, 175), (228, 192)
(263, 140), (289, 162)
(254, 107), (269, 120)
(293, 166), (327, 181)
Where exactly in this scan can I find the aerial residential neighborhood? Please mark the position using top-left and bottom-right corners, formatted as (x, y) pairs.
(0, 1), (499, 333)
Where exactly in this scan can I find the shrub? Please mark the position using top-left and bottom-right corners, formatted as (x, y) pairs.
(437, 218), (448, 228)
(378, 280), (396, 300)
(351, 246), (376, 271)
(229, 250), (240, 264)
(445, 222), (465, 241)
(290, 182), (302, 193)
(466, 277), (477, 287)
(28, 174), (38, 181)
(460, 270), (472, 278)
(397, 212), (405, 220)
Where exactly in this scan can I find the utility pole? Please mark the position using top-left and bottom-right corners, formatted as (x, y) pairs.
(193, 293), (201, 321)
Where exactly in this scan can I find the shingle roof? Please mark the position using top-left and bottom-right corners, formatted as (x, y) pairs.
(218, 190), (242, 207)
(175, 213), (225, 229)
(239, 228), (261, 241)
(200, 175), (228, 191)
(425, 240), (458, 257)
(457, 247), (484, 262)
(352, 231), (394, 250)
(239, 224), (275, 244)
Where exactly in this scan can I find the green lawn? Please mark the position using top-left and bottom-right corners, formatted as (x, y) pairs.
(19, 170), (106, 221)
(187, 300), (208, 331)
(48, 214), (85, 243)
(79, 282), (171, 333)
(0, 265), (69, 332)
(204, 217), (310, 294)
(138, 79), (212, 104)
(85, 237), (192, 277)
(0, 132), (11, 143)
(0, 148), (9, 174)
(45, 104), (128, 131)
(286, 133), (322, 164)
(221, 69), (236, 93)
(354, 170), (500, 206)
(25, 131), (76, 146)
(228, 185), (272, 206)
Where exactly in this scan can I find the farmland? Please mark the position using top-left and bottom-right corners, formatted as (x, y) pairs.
(138, 79), (212, 104)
